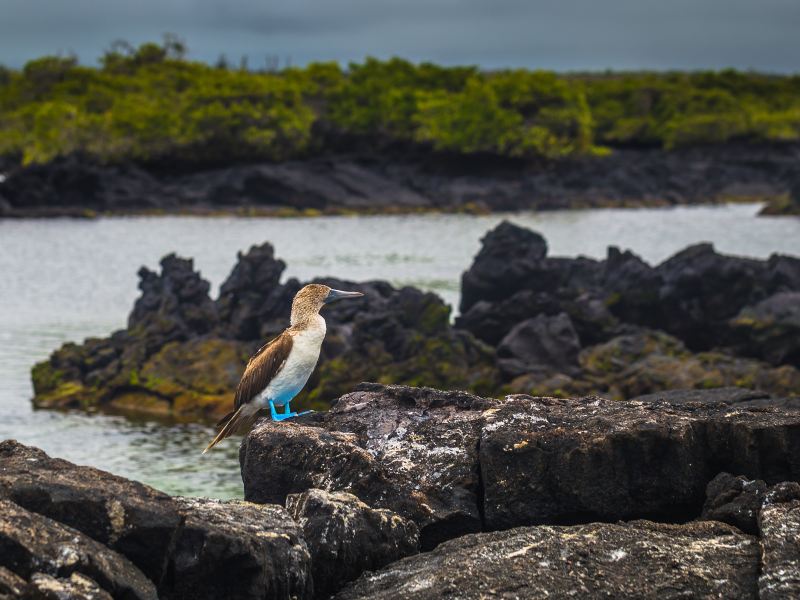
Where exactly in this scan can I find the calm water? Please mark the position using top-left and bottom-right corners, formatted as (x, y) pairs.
(1, 203), (798, 498)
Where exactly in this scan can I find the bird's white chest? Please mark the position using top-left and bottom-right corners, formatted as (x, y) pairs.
(262, 317), (326, 405)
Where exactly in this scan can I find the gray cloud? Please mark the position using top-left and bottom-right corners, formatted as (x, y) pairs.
(0, 0), (797, 71)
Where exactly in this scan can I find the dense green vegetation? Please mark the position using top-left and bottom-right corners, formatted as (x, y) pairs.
(1, 38), (799, 166)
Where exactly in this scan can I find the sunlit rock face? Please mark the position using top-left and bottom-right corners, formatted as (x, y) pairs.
(335, 521), (760, 600)
(242, 383), (800, 541)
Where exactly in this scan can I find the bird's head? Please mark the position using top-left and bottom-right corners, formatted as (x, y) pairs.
(291, 284), (364, 325)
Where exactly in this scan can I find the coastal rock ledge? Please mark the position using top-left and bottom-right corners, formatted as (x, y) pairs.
(3, 383), (800, 599)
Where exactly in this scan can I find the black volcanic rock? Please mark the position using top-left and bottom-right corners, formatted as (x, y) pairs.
(241, 385), (496, 550)
(0, 440), (182, 583)
(732, 291), (800, 367)
(654, 243), (773, 349)
(9, 380), (800, 599)
(170, 497), (312, 600)
(216, 242), (289, 340)
(242, 384), (800, 544)
(496, 313), (581, 378)
(455, 221), (800, 397)
(0, 441), (312, 600)
(758, 483), (800, 599)
(479, 393), (800, 529)
(2, 143), (798, 217)
(129, 254), (220, 344)
(0, 499), (157, 600)
(0, 154), (164, 214)
(31, 243), (498, 420)
(287, 489), (419, 599)
(334, 520), (759, 600)
(700, 473), (768, 535)
(460, 221), (549, 312)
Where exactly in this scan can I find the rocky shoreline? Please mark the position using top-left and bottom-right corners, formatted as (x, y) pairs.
(31, 219), (800, 421)
(4, 383), (800, 598)
(2, 142), (799, 218)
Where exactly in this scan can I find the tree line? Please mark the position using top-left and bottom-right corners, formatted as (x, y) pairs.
(1, 38), (798, 166)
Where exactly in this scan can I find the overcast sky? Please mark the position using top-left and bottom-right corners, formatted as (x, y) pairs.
(1, 0), (798, 72)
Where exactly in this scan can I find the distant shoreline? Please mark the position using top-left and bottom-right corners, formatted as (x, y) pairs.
(1, 142), (798, 219)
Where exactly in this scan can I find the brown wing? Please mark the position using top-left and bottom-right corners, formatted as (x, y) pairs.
(234, 330), (293, 409)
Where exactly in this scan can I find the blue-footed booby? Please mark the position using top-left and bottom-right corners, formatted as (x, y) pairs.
(203, 284), (363, 453)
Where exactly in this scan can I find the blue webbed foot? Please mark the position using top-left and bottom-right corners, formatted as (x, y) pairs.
(269, 400), (314, 421)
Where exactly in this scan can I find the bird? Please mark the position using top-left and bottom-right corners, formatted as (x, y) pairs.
(203, 283), (363, 453)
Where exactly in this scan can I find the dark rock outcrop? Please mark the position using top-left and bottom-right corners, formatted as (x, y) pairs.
(169, 497), (312, 600)
(129, 254), (220, 343)
(8, 380), (800, 599)
(31, 243), (497, 420)
(698, 472), (800, 536)
(479, 393), (800, 529)
(456, 221), (800, 398)
(0, 499), (157, 600)
(2, 143), (798, 217)
(701, 473), (768, 535)
(287, 489), (419, 599)
(0, 440), (312, 600)
(732, 291), (800, 367)
(242, 383), (800, 542)
(335, 520), (759, 600)
(0, 154), (163, 216)
(242, 385), (495, 550)
(496, 313), (581, 378)
(31, 220), (800, 422)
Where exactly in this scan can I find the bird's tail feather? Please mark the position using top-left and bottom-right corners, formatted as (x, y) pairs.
(202, 404), (260, 454)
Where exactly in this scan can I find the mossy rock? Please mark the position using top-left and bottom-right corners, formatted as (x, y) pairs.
(172, 392), (232, 420)
(139, 337), (247, 397)
(108, 392), (172, 417)
(759, 193), (800, 216)
(30, 361), (66, 396)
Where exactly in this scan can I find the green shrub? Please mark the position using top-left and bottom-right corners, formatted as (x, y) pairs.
(1, 43), (799, 167)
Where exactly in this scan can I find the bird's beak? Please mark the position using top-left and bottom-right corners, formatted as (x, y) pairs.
(324, 289), (364, 304)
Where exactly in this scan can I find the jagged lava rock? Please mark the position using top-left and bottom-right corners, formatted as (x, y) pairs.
(0, 440), (312, 600)
(128, 254), (220, 344)
(287, 489), (419, 599)
(334, 520), (759, 600)
(460, 221), (549, 312)
(569, 329), (800, 400)
(32, 242), (497, 419)
(216, 242), (289, 340)
(0, 499), (157, 600)
(242, 384), (497, 549)
(456, 220), (800, 381)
